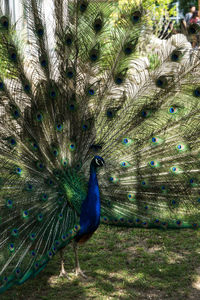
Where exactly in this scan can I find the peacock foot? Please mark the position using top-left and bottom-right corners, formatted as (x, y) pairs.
(75, 267), (87, 278)
(59, 269), (70, 279)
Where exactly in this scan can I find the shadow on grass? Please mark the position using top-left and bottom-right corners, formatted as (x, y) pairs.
(2, 226), (200, 299)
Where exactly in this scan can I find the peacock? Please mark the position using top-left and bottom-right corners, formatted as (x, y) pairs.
(0, 0), (200, 294)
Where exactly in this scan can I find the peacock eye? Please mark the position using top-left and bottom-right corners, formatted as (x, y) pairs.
(95, 158), (100, 165)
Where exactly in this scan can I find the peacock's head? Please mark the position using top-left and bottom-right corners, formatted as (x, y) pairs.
(91, 156), (105, 168)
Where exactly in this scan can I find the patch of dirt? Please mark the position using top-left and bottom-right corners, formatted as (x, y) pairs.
(147, 246), (163, 253)
(188, 267), (200, 300)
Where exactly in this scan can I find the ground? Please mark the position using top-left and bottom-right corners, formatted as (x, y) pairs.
(2, 225), (200, 300)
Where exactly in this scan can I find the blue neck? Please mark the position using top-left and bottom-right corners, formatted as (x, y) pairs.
(89, 164), (98, 186)
(87, 164), (100, 209)
(78, 163), (101, 236)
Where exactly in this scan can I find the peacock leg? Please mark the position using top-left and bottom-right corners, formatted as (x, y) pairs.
(59, 248), (70, 278)
(73, 241), (87, 278)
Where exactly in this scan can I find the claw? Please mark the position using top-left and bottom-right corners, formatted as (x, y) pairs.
(75, 267), (87, 278)
(59, 270), (70, 279)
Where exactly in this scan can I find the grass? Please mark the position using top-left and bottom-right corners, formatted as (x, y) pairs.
(2, 225), (200, 299)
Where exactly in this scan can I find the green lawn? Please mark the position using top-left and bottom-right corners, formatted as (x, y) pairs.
(2, 225), (200, 300)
